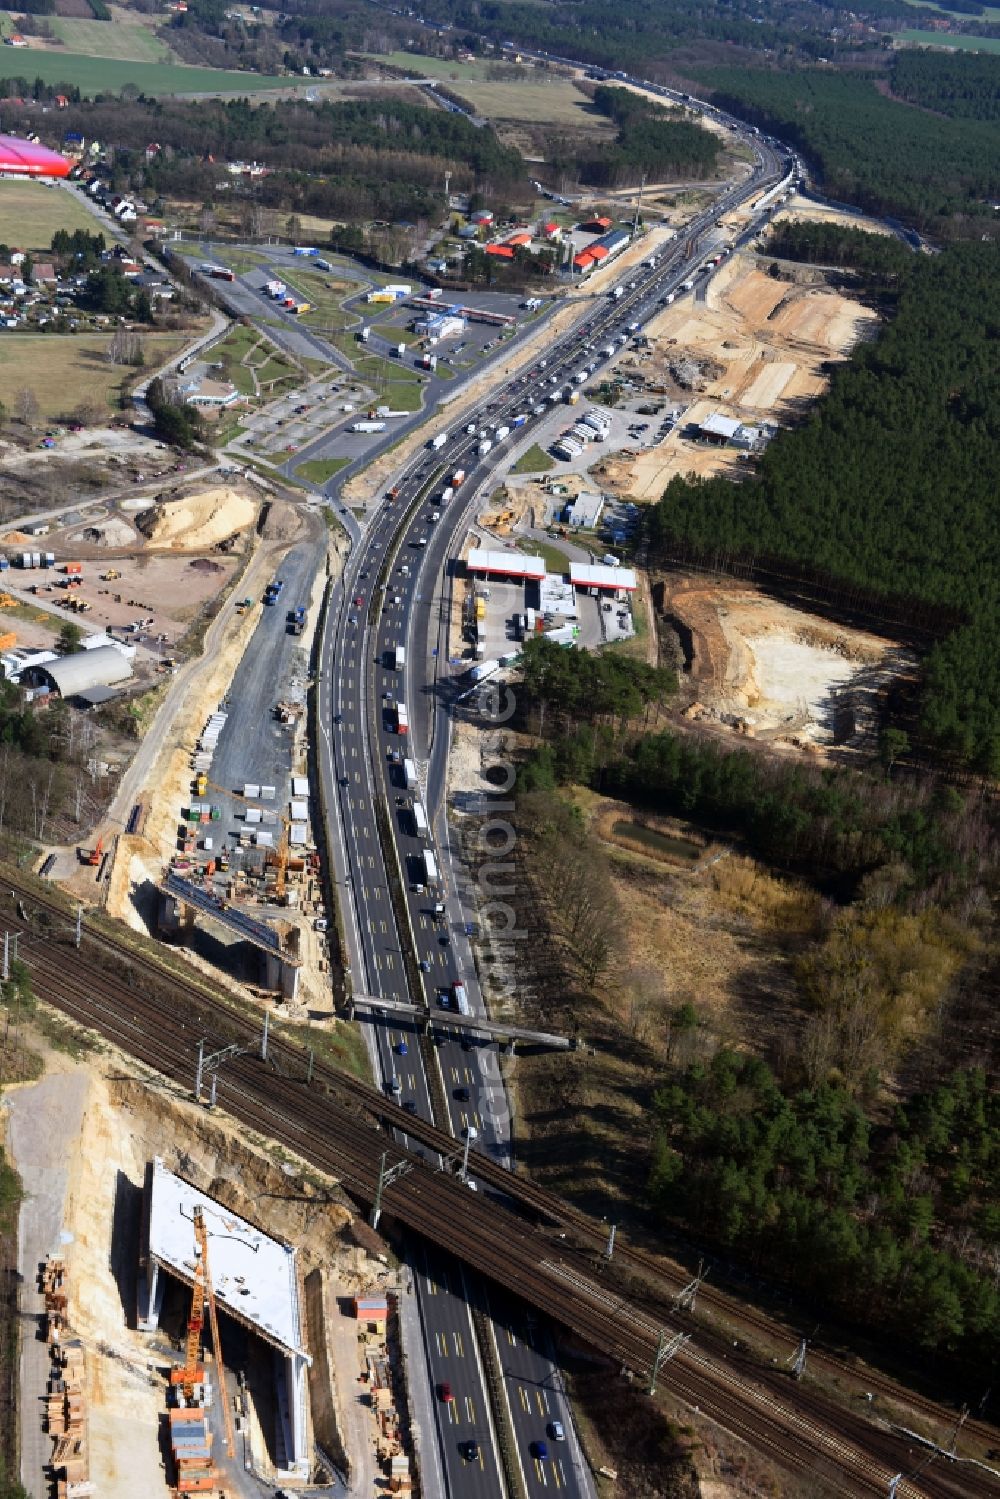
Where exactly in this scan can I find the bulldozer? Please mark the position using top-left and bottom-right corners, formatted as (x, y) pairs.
(101, 569), (121, 581)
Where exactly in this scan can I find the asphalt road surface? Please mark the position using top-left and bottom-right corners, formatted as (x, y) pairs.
(309, 127), (786, 1497)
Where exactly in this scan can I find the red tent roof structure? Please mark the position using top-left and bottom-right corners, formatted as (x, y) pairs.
(0, 135), (72, 178)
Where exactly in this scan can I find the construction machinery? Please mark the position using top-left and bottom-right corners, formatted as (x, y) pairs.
(100, 569), (120, 581)
(84, 835), (103, 868)
(0, 594), (15, 609)
(171, 1206), (236, 1457)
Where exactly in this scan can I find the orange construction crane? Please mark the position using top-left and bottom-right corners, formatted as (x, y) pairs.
(172, 1206), (207, 1401)
(171, 1207), (236, 1458)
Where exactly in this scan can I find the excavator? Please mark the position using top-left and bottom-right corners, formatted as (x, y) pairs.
(84, 835), (103, 868)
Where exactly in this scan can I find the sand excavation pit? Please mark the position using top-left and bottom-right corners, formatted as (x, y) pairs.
(136, 483), (256, 551)
(659, 576), (916, 751)
(602, 251), (880, 505)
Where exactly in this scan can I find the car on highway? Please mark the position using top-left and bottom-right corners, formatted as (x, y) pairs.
(438, 1382), (454, 1403)
(353, 594), (364, 606)
(548, 1420), (565, 1442)
(460, 1440), (479, 1462)
(455, 1086), (471, 1102)
(531, 1440), (549, 1461)
(419, 959), (431, 972)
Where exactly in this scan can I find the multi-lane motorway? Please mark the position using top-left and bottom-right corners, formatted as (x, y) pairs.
(310, 124), (787, 1494)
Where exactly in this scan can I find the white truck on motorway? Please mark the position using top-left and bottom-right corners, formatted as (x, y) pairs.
(422, 848), (438, 885)
(413, 802), (428, 837)
(403, 757), (417, 790)
(395, 644), (406, 671)
(431, 432), (448, 450)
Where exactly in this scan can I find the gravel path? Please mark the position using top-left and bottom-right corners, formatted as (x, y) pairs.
(5, 1070), (89, 1499)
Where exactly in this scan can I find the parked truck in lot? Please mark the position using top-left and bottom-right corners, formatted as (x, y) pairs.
(422, 848), (438, 885)
(403, 757), (417, 790)
(395, 644), (406, 671)
(396, 702), (409, 735)
(349, 420), (386, 433)
(286, 605), (306, 635)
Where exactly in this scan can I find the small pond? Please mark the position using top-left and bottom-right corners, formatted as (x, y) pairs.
(611, 820), (702, 862)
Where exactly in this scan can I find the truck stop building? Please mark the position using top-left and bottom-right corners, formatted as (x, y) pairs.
(466, 548), (547, 583)
(138, 1157), (311, 1478)
(570, 562), (637, 593)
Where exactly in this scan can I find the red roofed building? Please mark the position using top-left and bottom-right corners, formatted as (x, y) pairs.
(0, 135), (71, 178)
(540, 221), (561, 240)
(485, 244), (515, 259)
(505, 231), (532, 248)
(573, 251), (595, 271)
(589, 244), (609, 262)
(580, 215), (612, 233)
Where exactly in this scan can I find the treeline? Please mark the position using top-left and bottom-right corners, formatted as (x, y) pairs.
(2, 95), (524, 223)
(560, 86), (720, 187)
(146, 378), (207, 452)
(519, 715), (993, 903)
(517, 636), (675, 732)
(365, 0), (875, 72)
(892, 48), (1000, 122)
(702, 66), (1000, 234)
(647, 242), (1000, 771)
(766, 221), (913, 281)
(650, 1057), (1000, 1370)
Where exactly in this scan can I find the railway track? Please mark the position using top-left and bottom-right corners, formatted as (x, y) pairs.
(7, 876), (1000, 1497)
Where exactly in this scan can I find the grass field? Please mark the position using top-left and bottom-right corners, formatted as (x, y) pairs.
(511, 443), (555, 474)
(45, 16), (175, 63)
(0, 47), (294, 96)
(295, 456), (350, 484)
(366, 51), (612, 129)
(0, 180), (103, 252)
(904, 0), (1000, 19)
(516, 536), (571, 573)
(0, 332), (189, 419)
(896, 26), (1000, 48)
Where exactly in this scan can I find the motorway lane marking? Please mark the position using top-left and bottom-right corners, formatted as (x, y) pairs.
(435, 1331), (447, 1353)
(518, 1387), (530, 1414)
(536, 1390), (550, 1416)
(453, 1330), (465, 1356)
(534, 1458), (548, 1486)
(463, 1395), (476, 1423)
(555, 1461), (567, 1488)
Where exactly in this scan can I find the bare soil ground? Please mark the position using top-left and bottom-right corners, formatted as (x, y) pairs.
(19, 1055), (391, 1499)
(597, 250), (879, 503)
(655, 575), (917, 754)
